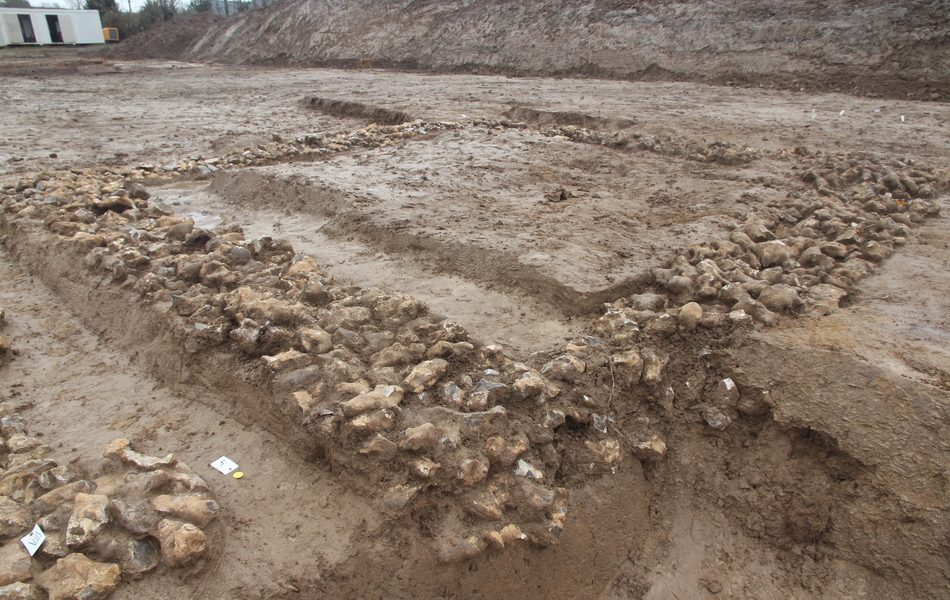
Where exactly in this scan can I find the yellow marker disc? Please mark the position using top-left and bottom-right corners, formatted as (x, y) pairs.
(232, 471), (244, 479)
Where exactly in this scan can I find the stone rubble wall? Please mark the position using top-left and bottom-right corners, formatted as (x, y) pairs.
(0, 358), (218, 600)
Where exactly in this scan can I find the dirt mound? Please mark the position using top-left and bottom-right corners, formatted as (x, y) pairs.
(301, 96), (414, 125)
(99, 13), (222, 61)
(103, 0), (950, 100)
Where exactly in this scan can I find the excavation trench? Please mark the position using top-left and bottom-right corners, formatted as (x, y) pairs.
(0, 200), (660, 597)
(181, 120), (780, 322)
(3, 55), (950, 600)
(4, 94), (950, 600)
(157, 177), (582, 354)
(2, 188), (949, 598)
(202, 170), (650, 315)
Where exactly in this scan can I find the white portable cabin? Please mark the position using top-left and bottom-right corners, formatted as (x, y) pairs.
(0, 7), (104, 47)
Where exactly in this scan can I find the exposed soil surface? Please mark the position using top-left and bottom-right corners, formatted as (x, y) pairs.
(0, 251), (376, 600)
(0, 57), (949, 600)
(95, 0), (950, 101)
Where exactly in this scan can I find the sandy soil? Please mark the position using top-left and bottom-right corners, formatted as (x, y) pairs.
(1, 58), (949, 600)
(0, 252), (376, 600)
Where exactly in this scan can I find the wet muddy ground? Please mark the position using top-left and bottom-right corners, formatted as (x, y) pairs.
(1, 57), (949, 599)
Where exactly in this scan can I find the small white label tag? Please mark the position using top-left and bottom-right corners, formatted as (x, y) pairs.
(21, 524), (45, 556)
(210, 456), (239, 475)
